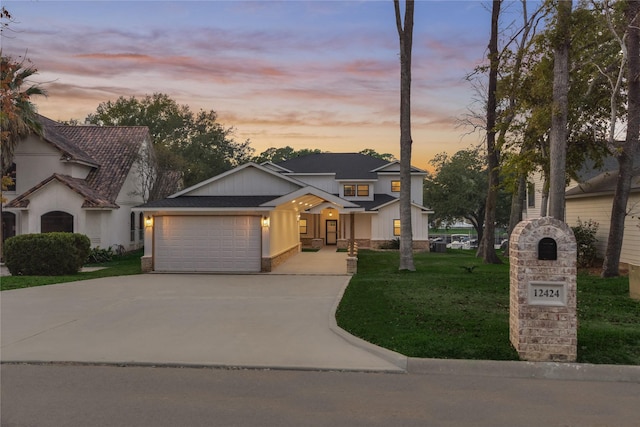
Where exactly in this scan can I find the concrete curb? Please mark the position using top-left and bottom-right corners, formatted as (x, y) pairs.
(408, 357), (640, 383)
(329, 277), (409, 372)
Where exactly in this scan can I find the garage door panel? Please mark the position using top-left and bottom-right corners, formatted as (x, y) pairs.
(155, 216), (261, 272)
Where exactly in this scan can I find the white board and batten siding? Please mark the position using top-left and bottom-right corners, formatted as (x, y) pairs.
(154, 216), (261, 272)
(187, 166), (300, 196)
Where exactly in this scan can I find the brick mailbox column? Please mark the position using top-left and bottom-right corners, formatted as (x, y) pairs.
(509, 217), (577, 362)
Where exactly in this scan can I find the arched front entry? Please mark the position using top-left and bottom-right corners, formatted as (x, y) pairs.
(2, 211), (16, 242)
(41, 211), (74, 233)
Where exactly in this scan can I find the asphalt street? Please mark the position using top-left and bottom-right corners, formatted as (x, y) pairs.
(2, 364), (639, 427)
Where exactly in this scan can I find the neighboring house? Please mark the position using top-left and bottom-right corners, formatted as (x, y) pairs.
(565, 167), (640, 267)
(136, 153), (433, 273)
(522, 153), (640, 267)
(1, 114), (176, 252)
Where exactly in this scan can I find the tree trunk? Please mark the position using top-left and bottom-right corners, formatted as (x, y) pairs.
(602, 0), (640, 277)
(478, 0), (502, 264)
(395, 0), (415, 271)
(504, 172), (526, 257)
(548, 0), (572, 220)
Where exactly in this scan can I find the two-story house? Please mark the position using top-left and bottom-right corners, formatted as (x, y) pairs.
(136, 153), (433, 273)
(1, 115), (173, 253)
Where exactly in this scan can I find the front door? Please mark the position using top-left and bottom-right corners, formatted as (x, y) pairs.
(326, 219), (337, 245)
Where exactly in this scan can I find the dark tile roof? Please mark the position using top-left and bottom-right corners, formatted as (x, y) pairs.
(150, 170), (184, 202)
(5, 173), (120, 209)
(138, 195), (280, 209)
(275, 153), (390, 179)
(54, 124), (150, 203)
(7, 116), (152, 209)
(38, 115), (98, 166)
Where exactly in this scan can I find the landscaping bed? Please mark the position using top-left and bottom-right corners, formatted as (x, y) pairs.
(0, 250), (143, 291)
(336, 250), (640, 365)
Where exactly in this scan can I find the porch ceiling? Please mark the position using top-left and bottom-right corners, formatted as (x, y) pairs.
(275, 194), (332, 212)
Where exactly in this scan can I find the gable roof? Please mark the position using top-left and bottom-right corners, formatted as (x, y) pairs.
(38, 115), (98, 167)
(54, 124), (150, 203)
(275, 153), (390, 179)
(566, 168), (640, 199)
(5, 173), (120, 209)
(170, 162), (306, 198)
(6, 115), (152, 209)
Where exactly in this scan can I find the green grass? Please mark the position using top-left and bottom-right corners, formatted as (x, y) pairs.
(1, 250), (143, 291)
(336, 250), (640, 365)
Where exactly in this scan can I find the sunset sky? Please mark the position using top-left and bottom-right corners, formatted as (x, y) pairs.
(1, 0), (506, 170)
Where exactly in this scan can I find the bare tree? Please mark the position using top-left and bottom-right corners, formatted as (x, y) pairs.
(548, 0), (572, 220)
(478, 0), (503, 264)
(394, 0), (415, 271)
(602, 0), (640, 277)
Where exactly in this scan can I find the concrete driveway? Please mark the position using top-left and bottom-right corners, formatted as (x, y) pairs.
(1, 273), (405, 372)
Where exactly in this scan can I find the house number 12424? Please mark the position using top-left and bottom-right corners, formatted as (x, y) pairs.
(533, 288), (560, 298)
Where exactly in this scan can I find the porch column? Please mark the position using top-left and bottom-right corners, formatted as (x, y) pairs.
(349, 212), (355, 256)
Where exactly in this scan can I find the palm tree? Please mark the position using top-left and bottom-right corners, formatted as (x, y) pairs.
(1, 54), (47, 174)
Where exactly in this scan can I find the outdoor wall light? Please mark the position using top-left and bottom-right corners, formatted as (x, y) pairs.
(262, 216), (270, 227)
(145, 216), (153, 227)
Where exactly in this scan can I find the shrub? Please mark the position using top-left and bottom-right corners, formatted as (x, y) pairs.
(4, 233), (91, 276)
(572, 218), (599, 268)
(87, 246), (115, 263)
(379, 238), (401, 250)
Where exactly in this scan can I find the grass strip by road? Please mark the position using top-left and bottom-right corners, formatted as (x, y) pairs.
(0, 250), (142, 291)
(336, 250), (640, 365)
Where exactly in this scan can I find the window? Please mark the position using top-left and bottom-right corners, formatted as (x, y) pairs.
(527, 183), (535, 208)
(299, 218), (308, 234)
(130, 212), (135, 241)
(3, 163), (16, 192)
(41, 211), (73, 233)
(344, 184), (369, 197)
(391, 180), (400, 192)
(393, 219), (401, 236)
(139, 212), (144, 240)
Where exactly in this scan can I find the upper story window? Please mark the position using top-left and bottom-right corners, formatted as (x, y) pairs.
(391, 180), (400, 192)
(344, 184), (369, 197)
(3, 163), (16, 192)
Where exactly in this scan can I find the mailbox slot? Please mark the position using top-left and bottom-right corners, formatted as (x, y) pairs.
(538, 237), (557, 260)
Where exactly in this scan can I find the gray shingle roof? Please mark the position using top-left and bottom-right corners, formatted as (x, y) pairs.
(566, 168), (640, 197)
(138, 195), (280, 209)
(275, 153), (390, 179)
(355, 194), (399, 211)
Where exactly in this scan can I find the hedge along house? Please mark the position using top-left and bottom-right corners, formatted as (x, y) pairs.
(2, 115), (178, 252)
(136, 153), (433, 273)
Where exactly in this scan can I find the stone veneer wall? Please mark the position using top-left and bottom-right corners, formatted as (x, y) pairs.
(141, 255), (153, 273)
(509, 217), (578, 362)
(261, 244), (300, 272)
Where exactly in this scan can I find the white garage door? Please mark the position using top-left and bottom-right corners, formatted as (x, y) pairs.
(155, 216), (261, 272)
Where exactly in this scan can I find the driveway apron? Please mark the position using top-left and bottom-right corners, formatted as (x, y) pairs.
(1, 272), (404, 372)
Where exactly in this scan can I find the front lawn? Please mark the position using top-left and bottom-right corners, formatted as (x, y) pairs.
(0, 250), (142, 291)
(336, 250), (640, 365)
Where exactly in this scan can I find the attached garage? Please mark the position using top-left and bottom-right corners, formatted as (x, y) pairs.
(154, 216), (261, 272)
